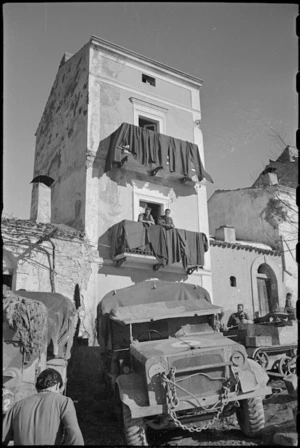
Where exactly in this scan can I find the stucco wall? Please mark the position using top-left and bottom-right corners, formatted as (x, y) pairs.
(208, 188), (280, 248)
(210, 244), (283, 324)
(32, 44), (90, 230)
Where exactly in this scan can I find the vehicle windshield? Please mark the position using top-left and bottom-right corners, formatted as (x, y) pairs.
(110, 315), (215, 350)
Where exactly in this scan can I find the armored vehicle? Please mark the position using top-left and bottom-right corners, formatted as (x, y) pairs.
(3, 289), (78, 413)
(97, 281), (271, 446)
(224, 312), (297, 378)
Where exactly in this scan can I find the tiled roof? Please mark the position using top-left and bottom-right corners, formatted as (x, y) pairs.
(209, 238), (281, 256)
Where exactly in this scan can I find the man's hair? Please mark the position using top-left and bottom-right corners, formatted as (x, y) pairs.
(286, 292), (292, 297)
(36, 368), (63, 391)
(145, 207), (152, 211)
(237, 304), (244, 308)
(165, 209), (171, 213)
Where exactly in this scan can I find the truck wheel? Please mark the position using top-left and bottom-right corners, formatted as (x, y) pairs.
(122, 403), (148, 446)
(236, 397), (265, 437)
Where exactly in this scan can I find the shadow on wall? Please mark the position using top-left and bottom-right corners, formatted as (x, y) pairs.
(91, 131), (197, 198)
(97, 263), (188, 284)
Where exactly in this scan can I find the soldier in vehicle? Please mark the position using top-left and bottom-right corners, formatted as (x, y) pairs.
(158, 208), (175, 229)
(227, 304), (249, 328)
(138, 207), (155, 226)
(284, 292), (295, 315)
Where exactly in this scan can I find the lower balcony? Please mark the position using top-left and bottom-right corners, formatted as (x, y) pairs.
(111, 220), (209, 275)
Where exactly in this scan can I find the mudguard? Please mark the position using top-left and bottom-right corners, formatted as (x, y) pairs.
(116, 373), (149, 412)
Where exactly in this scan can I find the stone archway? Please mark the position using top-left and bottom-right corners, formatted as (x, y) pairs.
(250, 255), (281, 317)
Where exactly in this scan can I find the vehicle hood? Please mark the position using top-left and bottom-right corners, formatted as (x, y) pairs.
(131, 333), (239, 359)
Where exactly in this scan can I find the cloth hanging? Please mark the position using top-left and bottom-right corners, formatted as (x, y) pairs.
(103, 123), (213, 183)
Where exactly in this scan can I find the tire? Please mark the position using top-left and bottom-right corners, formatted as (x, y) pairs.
(236, 397), (265, 437)
(122, 403), (148, 446)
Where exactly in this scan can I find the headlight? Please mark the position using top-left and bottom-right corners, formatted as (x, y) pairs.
(231, 351), (245, 367)
(148, 363), (165, 379)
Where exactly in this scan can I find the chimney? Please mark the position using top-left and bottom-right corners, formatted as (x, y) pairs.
(254, 172), (278, 187)
(215, 225), (236, 243)
(30, 182), (51, 223)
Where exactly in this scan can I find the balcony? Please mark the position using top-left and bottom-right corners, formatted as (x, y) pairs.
(111, 220), (209, 275)
(101, 122), (213, 185)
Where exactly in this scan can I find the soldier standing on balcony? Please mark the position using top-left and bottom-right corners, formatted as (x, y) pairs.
(138, 207), (155, 226)
(158, 209), (175, 229)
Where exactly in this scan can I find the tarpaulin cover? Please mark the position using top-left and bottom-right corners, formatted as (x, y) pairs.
(97, 280), (219, 345)
(16, 291), (78, 360)
(3, 290), (48, 365)
(103, 122), (213, 183)
(110, 220), (209, 268)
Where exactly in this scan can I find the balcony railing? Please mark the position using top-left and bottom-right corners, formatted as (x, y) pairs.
(111, 220), (209, 275)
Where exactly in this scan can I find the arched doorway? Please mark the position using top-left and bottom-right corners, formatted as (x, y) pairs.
(256, 263), (279, 316)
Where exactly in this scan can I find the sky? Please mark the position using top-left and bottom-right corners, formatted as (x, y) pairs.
(3, 2), (298, 219)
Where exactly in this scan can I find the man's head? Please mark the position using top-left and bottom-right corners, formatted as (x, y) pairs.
(286, 292), (292, 299)
(36, 368), (63, 393)
(237, 304), (244, 313)
(145, 207), (152, 216)
(165, 209), (171, 216)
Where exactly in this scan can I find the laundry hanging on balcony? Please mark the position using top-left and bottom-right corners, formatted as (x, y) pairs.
(102, 123), (213, 183)
(110, 220), (209, 270)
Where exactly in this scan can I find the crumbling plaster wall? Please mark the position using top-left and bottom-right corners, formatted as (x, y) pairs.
(32, 44), (90, 231)
(87, 44), (207, 240)
(2, 219), (99, 344)
(210, 245), (283, 323)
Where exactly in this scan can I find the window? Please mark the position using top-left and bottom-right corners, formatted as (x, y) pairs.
(230, 276), (237, 287)
(129, 97), (168, 134)
(142, 74), (156, 86)
(3, 274), (13, 290)
(138, 116), (159, 132)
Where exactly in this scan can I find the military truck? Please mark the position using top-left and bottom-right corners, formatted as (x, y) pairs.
(224, 312), (297, 378)
(3, 289), (78, 413)
(97, 281), (271, 446)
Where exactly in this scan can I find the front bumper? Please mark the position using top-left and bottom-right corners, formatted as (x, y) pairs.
(127, 385), (272, 418)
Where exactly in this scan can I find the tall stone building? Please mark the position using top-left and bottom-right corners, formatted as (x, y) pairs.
(208, 146), (298, 313)
(13, 36), (213, 343)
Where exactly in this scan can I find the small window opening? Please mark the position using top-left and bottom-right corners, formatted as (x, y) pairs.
(3, 274), (13, 290)
(138, 116), (159, 132)
(230, 276), (237, 287)
(139, 201), (163, 224)
(142, 74), (156, 86)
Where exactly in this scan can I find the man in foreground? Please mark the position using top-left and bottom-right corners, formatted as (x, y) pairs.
(2, 368), (84, 445)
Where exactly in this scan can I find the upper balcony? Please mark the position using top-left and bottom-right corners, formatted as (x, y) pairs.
(100, 122), (213, 186)
(110, 220), (209, 275)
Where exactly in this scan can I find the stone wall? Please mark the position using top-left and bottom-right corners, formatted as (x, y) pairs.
(2, 218), (98, 343)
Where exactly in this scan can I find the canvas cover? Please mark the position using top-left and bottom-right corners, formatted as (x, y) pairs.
(97, 281), (220, 345)
(102, 122), (213, 183)
(16, 291), (77, 360)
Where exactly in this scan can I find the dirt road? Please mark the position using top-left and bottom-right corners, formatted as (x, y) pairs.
(73, 379), (297, 446)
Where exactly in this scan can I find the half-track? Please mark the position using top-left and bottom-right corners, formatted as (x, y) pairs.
(97, 281), (271, 446)
(224, 311), (297, 378)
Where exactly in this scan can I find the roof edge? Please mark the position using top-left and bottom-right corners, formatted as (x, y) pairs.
(89, 35), (203, 88)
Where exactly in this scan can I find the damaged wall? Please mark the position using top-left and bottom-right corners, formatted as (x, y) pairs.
(2, 218), (99, 345)
(32, 44), (90, 231)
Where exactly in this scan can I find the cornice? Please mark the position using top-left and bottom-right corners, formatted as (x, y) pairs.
(90, 35), (203, 89)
